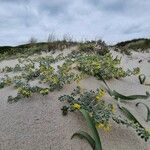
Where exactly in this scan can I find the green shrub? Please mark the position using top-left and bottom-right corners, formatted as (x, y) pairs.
(76, 53), (138, 79)
(79, 43), (95, 52)
(78, 42), (109, 55)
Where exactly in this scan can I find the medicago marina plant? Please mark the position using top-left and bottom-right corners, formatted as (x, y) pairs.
(0, 51), (141, 102)
(59, 86), (150, 149)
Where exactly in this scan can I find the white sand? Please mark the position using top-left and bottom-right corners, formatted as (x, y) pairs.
(0, 48), (150, 150)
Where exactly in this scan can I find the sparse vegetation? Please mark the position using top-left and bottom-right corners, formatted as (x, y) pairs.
(76, 53), (139, 80)
(0, 40), (77, 61)
(79, 40), (109, 55)
(0, 38), (150, 150)
(114, 38), (150, 55)
(59, 85), (150, 149)
(0, 48), (140, 103)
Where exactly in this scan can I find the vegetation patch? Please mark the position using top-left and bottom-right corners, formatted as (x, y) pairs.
(0, 43), (149, 149)
(59, 86), (150, 149)
(114, 38), (150, 55)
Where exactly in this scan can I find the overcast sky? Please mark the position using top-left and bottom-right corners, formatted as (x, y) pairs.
(0, 0), (150, 46)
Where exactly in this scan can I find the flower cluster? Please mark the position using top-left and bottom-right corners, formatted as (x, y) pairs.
(96, 122), (111, 132)
(76, 53), (140, 80)
(18, 87), (32, 98)
(72, 103), (81, 110)
(96, 89), (105, 100)
(39, 88), (49, 95)
(0, 53), (79, 102)
(0, 50), (141, 105)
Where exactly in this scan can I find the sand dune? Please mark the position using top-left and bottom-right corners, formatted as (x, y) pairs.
(0, 48), (150, 150)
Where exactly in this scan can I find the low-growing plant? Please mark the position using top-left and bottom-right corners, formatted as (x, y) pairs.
(7, 83), (50, 103)
(1, 66), (13, 72)
(39, 88), (49, 95)
(0, 75), (12, 88)
(76, 53), (139, 80)
(0, 54), (79, 102)
(117, 105), (150, 141)
(59, 86), (114, 124)
(59, 86), (114, 149)
(0, 50), (144, 103)
(59, 86), (150, 149)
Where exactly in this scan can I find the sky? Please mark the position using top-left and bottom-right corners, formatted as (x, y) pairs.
(0, 0), (150, 46)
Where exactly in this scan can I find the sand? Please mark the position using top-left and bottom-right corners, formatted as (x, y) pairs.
(0, 48), (150, 150)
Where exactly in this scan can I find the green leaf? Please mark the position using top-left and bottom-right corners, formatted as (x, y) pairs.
(136, 102), (150, 122)
(99, 73), (150, 101)
(80, 109), (102, 150)
(112, 90), (150, 101)
(118, 105), (143, 128)
(71, 131), (95, 149)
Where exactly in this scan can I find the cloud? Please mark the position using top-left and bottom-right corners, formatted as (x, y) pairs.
(0, 0), (150, 45)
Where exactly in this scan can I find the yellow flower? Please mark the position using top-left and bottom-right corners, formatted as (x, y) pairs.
(96, 96), (100, 100)
(40, 88), (49, 95)
(96, 123), (111, 132)
(72, 103), (81, 110)
(96, 89), (105, 100)
(96, 123), (104, 128)
(98, 89), (105, 96)
(111, 104), (116, 113)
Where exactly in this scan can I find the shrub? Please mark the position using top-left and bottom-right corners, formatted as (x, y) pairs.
(78, 40), (109, 55)
(76, 53), (138, 80)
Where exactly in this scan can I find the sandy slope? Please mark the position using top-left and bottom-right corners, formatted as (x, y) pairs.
(0, 48), (150, 150)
